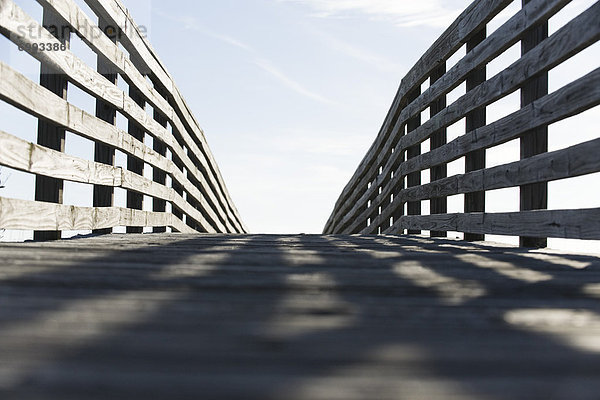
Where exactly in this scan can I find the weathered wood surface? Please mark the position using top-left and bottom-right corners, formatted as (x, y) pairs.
(83, 0), (245, 232)
(385, 208), (600, 239)
(0, 233), (599, 400)
(0, 62), (225, 233)
(324, 0), (515, 233)
(326, 0), (600, 241)
(0, 0), (245, 233)
(0, 197), (194, 233)
(326, 0), (569, 235)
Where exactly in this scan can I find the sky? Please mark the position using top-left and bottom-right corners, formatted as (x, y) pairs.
(1, 0), (599, 252)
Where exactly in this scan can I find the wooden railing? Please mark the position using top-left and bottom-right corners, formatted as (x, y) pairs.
(0, 0), (247, 238)
(324, 0), (600, 246)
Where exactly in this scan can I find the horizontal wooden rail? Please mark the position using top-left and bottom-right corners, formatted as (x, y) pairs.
(0, 0), (246, 238)
(386, 209), (600, 240)
(0, 197), (195, 233)
(325, 0), (600, 247)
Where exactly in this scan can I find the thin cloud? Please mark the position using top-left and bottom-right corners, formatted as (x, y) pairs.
(311, 29), (403, 72)
(154, 9), (255, 52)
(278, 0), (464, 28)
(156, 8), (334, 105)
(254, 58), (336, 105)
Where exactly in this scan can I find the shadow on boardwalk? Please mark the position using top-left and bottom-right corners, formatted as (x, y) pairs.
(0, 234), (599, 399)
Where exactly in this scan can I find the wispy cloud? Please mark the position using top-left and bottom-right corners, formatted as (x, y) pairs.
(155, 8), (334, 105)
(278, 0), (464, 28)
(154, 9), (255, 52)
(310, 29), (402, 72)
(254, 58), (336, 105)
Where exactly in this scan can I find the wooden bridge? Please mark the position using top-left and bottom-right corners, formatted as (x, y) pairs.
(0, 0), (599, 398)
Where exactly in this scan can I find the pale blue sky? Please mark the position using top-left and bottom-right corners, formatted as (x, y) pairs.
(1, 0), (599, 253)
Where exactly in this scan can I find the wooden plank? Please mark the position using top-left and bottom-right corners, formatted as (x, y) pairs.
(520, 0), (549, 248)
(464, 27), (487, 242)
(0, 130), (119, 187)
(1, 233), (600, 399)
(34, 7), (70, 241)
(385, 208), (600, 240)
(330, 4), (600, 234)
(0, 62), (223, 233)
(357, 67), (600, 235)
(0, 197), (194, 233)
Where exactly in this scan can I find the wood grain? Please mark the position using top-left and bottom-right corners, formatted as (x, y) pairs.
(1, 233), (600, 399)
(0, 61), (222, 233)
(325, 0), (596, 235)
(2, 0), (244, 233)
(0, 197), (194, 233)
(324, 0), (555, 233)
(328, 2), (600, 239)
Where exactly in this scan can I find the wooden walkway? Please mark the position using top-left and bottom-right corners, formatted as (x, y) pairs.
(1, 234), (599, 399)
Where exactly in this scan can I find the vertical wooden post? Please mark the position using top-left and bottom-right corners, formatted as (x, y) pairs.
(520, 0), (548, 248)
(429, 63), (447, 238)
(152, 86), (168, 233)
(464, 28), (487, 242)
(406, 87), (422, 235)
(391, 123), (406, 234)
(126, 87), (146, 233)
(367, 176), (378, 234)
(171, 133), (185, 231)
(34, 9), (70, 241)
(379, 149), (393, 233)
(93, 17), (118, 235)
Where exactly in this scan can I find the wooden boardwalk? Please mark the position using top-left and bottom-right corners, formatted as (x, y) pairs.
(1, 234), (599, 399)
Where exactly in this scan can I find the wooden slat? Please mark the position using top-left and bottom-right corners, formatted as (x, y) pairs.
(324, 0), (575, 234)
(0, 61), (222, 233)
(0, 0), (238, 233)
(385, 208), (600, 240)
(330, 3), (600, 234)
(0, 130), (119, 187)
(0, 197), (194, 233)
(362, 68), (600, 233)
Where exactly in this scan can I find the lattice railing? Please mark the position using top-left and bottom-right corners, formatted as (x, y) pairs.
(324, 0), (600, 247)
(0, 0), (247, 239)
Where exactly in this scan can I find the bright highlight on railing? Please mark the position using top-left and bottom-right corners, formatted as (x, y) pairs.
(0, 0), (247, 239)
(324, 0), (600, 248)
